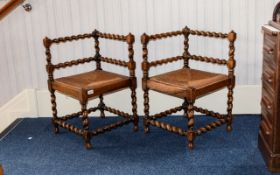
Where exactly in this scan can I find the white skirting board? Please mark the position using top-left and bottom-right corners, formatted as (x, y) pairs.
(0, 85), (261, 133)
(0, 89), (38, 133)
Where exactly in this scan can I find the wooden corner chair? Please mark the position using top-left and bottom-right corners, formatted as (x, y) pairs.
(141, 26), (237, 149)
(43, 30), (138, 149)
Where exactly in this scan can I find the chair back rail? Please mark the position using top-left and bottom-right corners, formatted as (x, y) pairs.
(149, 30), (183, 40)
(97, 32), (127, 42)
(43, 30), (135, 83)
(149, 56), (184, 67)
(100, 56), (128, 67)
(189, 55), (227, 65)
(141, 26), (237, 79)
(51, 33), (93, 44)
(189, 30), (228, 38)
(53, 57), (97, 70)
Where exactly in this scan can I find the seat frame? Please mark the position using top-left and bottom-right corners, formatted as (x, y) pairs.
(43, 30), (138, 149)
(141, 26), (236, 149)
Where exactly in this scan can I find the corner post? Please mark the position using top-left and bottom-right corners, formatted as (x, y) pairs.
(226, 31), (237, 132)
(43, 37), (59, 134)
(126, 33), (138, 131)
(141, 33), (151, 133)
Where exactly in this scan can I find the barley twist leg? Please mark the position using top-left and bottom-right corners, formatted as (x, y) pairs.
(131, 87), (138, 131)
(98, 95), (105, 118)
(50, 89), (59, 134)
(226, 84), (234, 132)
(143, 89), (150, 133)
(81, 102), (92, 149)
(186, 101), (195, 150)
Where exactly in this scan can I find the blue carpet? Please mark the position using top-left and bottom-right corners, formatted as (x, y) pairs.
(0, 115), (277, 175)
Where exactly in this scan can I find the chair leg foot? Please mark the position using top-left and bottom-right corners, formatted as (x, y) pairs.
(144, 127), (150, 134)
(84, 132), (92, 150)
(54, 126), (59, 134)
(226, 124), (232, 132)
(52, 119), (59, 134)
(188, 142), (194, 150)
(85, 142), (93, 150)
(133, 115), (139, 132)
(144, 118), (150, 133)
(187, 131), (195, 150)
(133, 125), (139, 132)
(226, 116), (233, 132)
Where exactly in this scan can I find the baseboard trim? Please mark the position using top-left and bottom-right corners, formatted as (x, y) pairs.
(0, 89), (37, 133)
(0, 85), (261, 133)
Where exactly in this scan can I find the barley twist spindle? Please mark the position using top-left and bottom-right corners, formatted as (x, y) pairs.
(183, 26), (191, 68)
(149, 56), (184, 67)
(52, 33), (92, 44)
(91, 118), (132, 136)
(150, 106), (183, 120)
(93, 30), (101, 70)
(53, 57), (96, 69)
(189, 30), (228, 38)
(100, 57), (128, 67)
(103, 106), (130, 118)
(190, 55), (227, 65)
(193, 106), (224, 119)
(196, 118), (227, 135)
(97, 32), (127, 41)
(149, 30), (183, 40)
(148, 120), (187, 136)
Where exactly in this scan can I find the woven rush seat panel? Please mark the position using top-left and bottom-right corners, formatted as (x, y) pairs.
(52, 70), (130, 101)
(147, 68), (229, 99)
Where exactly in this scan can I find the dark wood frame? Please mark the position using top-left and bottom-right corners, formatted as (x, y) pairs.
(141, 26), (236, 149)
(258, 24), (280, 172)
(43, 30), (138, 149)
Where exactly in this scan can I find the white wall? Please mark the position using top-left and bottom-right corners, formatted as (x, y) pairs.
(0, 0), (278, 106)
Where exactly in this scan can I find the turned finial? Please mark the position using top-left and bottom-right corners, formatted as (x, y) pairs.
(183, 26), (190, 34)
(126, 33), (135, 44)
(92, 29), (99, 38)
(141, 33), (150, 44)
(43, 37), (52, 48)
(227, 31), (237, 42)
